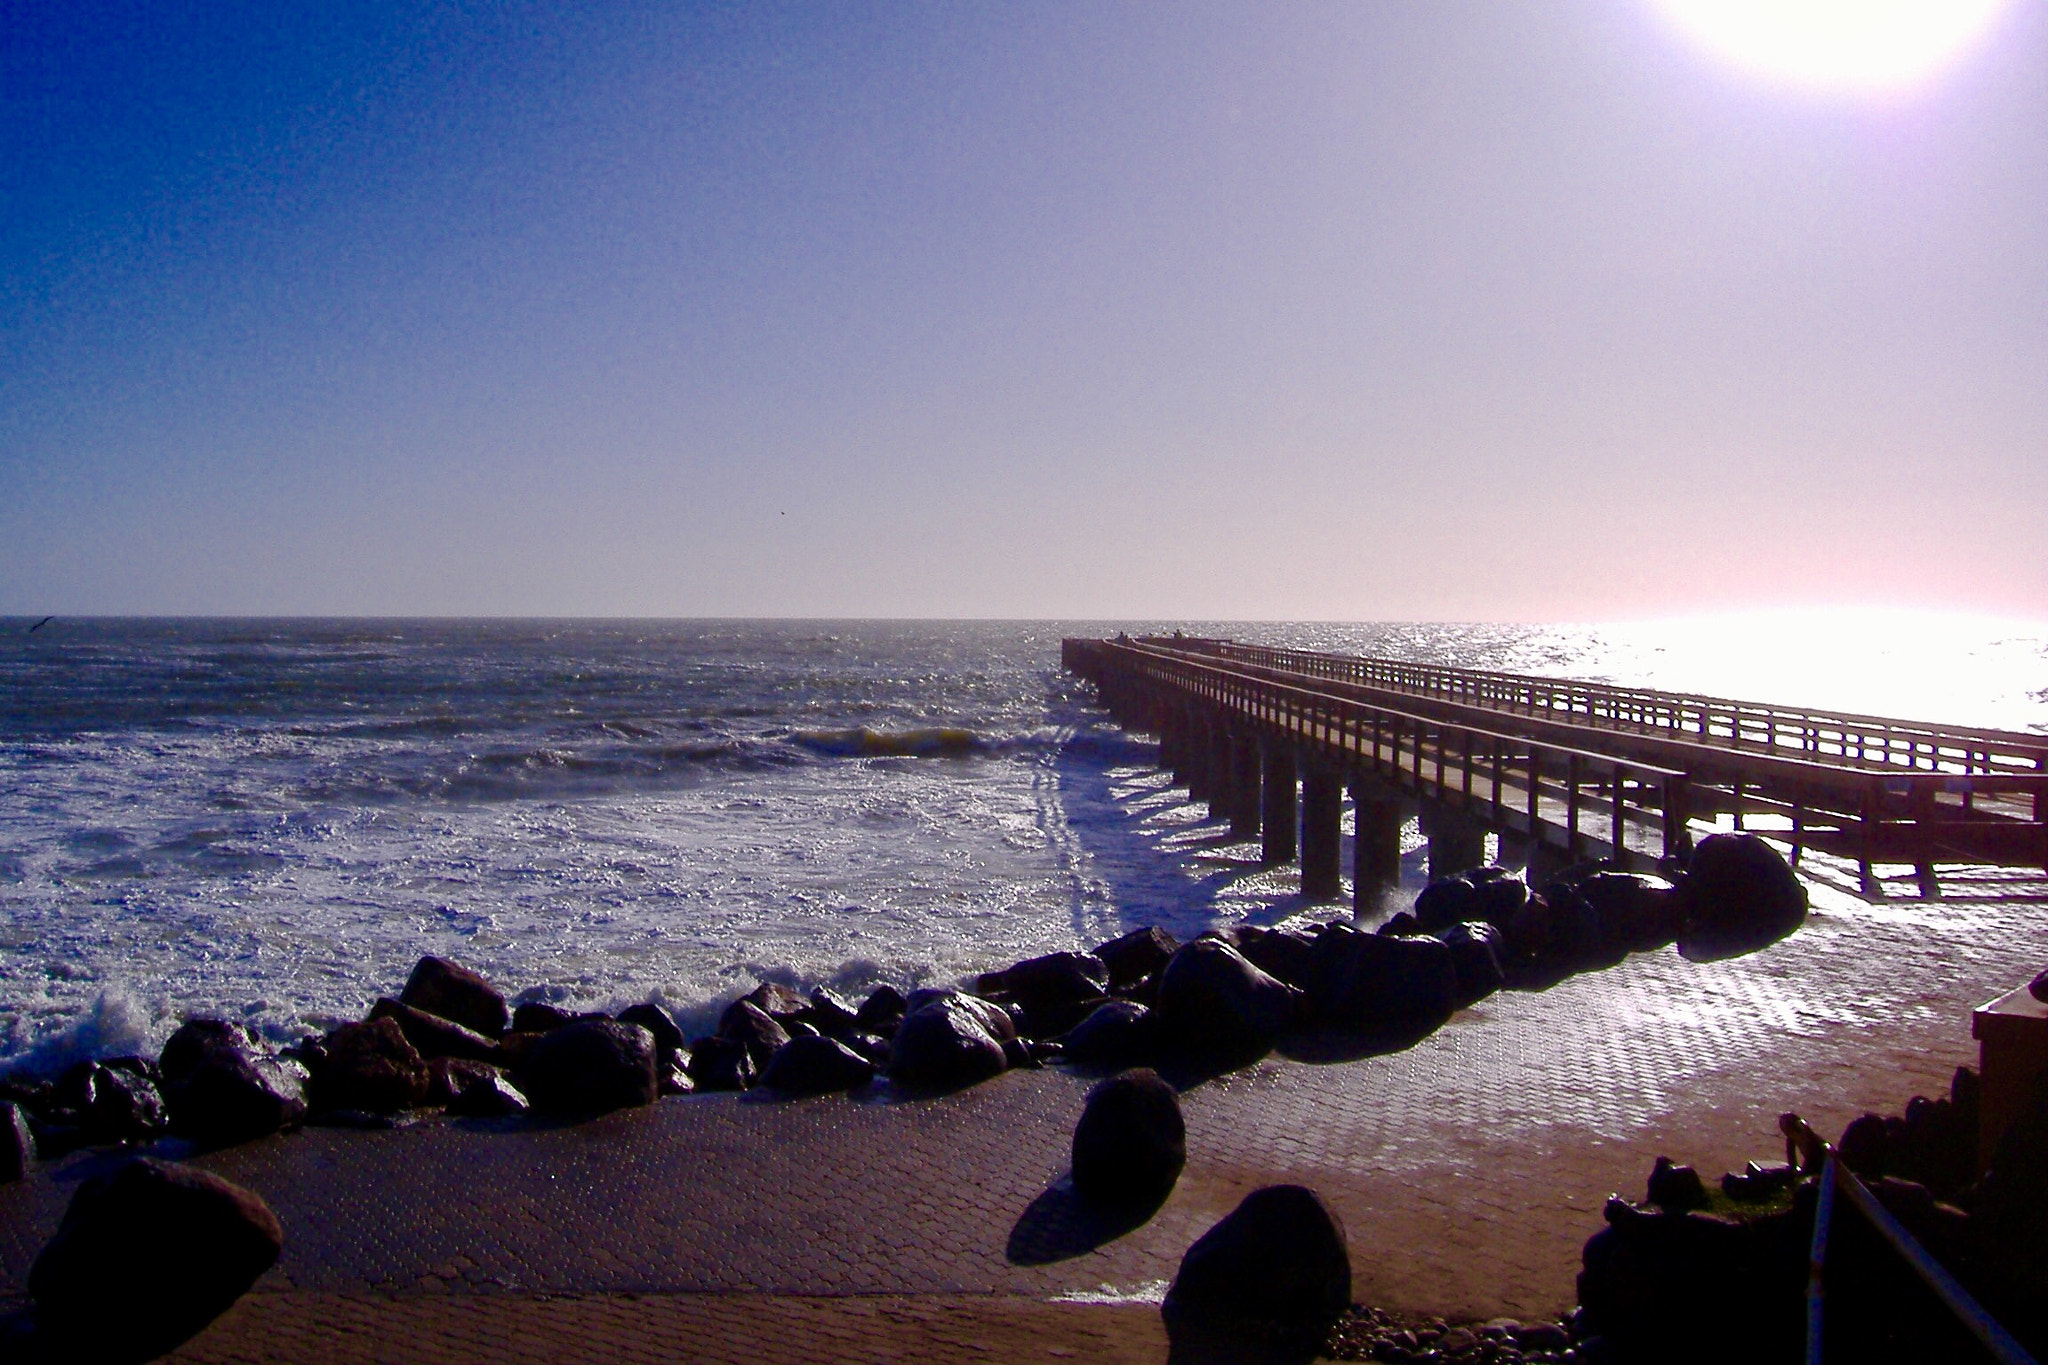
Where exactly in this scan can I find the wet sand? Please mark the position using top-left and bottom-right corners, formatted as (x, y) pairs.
(1, 872), (2041, 1361)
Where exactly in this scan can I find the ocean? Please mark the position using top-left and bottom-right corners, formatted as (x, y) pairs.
(2, 614), (2043, 1075)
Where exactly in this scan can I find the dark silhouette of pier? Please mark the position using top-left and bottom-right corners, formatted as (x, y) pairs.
(1063, 635), (2048, 901)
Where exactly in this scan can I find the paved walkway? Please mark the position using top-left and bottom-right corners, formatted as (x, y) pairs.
(0, 874), (2040, 1361)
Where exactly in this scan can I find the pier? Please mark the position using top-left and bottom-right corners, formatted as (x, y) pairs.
(1063, 635), (2048, 900)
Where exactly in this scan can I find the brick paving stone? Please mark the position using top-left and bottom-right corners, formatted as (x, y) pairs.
(0, 881), (2038, 1356)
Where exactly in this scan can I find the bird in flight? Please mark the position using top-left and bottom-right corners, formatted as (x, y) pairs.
(28, 616), (53, 633)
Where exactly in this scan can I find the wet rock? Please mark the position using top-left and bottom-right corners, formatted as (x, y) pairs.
(1836, 1112), (1891, 1179)
(738, 982), (809, 1025)
(1376, 910), (1422, 937)
(518, 1019), (659, 1115)
(1577, 1199), (1807, 1363)
(1162, 1184), (1352, 1346)
(1057, 999), (1157, 1070)
(25, 1156), (282, 1364)
(1093, 926), (1179, 993)
(369, 998), (502, 1064)
(616, 1003), (686, 1067)
(1469, 870), (1531, 926)
(660, 1054), (694, 1095)
(424, 1057), (500, 1107)
(718, 1000), (792, 1071)
(1071, 1068), (1185, 1209)
(1437, 921), (1506, 1005)
(1526, 882), (1611, 970)
(888, 993), (1011, 1091)
(311, 1016), (431, 1115)
(450, 1071), (530, 1118)
(854, 985), (908, 1035)
(800, 987), (861, 1037)
(1675, 833), (1807, 961)
(2031, 967), (2048, 1003)
(512, 1002), (573, 1034)
(760, 1034), (875, 1096)
(1308, 929), (1456, 1036)
(71, 1062), (166, 1144)
(160, 1020), (309, 1150)
(1645, 1156), (1708, 1212)
(982, 952), (1110, 1038)
(685, 1035), (756, 1092)
(399, 955), (509, 1038)
(1152, 937), (1303, 1059)
(1, 1101), (31, 1181)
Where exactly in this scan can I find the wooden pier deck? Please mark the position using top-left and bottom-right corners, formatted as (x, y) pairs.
(1062, 635), (2048, 900)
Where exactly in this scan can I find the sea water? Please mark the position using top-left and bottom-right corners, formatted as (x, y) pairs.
(2, 614), (2042, 1074)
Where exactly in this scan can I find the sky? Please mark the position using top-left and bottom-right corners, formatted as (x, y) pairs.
(2, 1), (2044, 620)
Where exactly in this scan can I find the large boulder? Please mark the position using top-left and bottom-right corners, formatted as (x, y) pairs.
(1234, 925), (1318, 989)
(888, 993), (1011, 1091)
(68, 1061), (166, 1144)
(854, 985), (909, 1035)
(719, 1000), (792, 1071)
(1412, 874), (1481, 933)
(980, 952), (1109, 1037)
(1094, 926), (1180, 993)
(685, 1034), (756, 1092)
(799, 987), (862, 1037)
(1307, 928), (1456, 1036)
(759, 1034), (875, 1096)
(1058, 1000), (1157, 1070)
(1576, 871), (1682, 953)
(1437, 921), (1506, 1006)
(25, 1157), (283, 1363)
(1162, 1184), (1351, 1347)
(1578, 1198), (1807, 1363)
(311, 1016), (431, 1114)
(399, 956), (509, 1038)
(449, 1071), (530, 1118)
(160, 1019), (309, 1149)
(616, 1003), (686, 1068)
(1151, 938), (1303, 1059)
(1675, 833), (1807, 961)
(735, 982), (809, 1026)
(517, 1019), (659, 1115)
(368, 998), (502, 1064)
(1071, 1068), (1185, 1209)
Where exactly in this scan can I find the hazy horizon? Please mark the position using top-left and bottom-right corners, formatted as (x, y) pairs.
(5, 2), (2043, 620)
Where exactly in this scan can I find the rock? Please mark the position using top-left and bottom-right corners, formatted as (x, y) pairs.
(1645, 1156), (1708, 1212)
(738, 982), (809, 1024)
(1375, 910), (1421, 937)
(981, 952), (1110, 1038)
(1162, 1184), (1352, 1345)
(1836, 1112), (1890, 1178)
(369, 998), (502, 1064)
(760, 1034), (875, 1096)
(2032, 967), (2048, 1003)
(1071, 1068), (1185, 1208)
(159, 1019), (309, 1149)
(424, 1057), (500, 1107)
(686, 1035), (756, 1092)
(888, 993), (1011, 1091)
(718, 1000), (792, 1070)
(1308, 929), (1456, 1036)
(311, 1017), (431, 1114)
(1057, 1000), (1157, 1069)
(1528, 881), (1611, 970)
(1234, 925), (1318, 989)
(1437, 921), (1506, 1005)
(1413, 874), (1479, 932)
(74, 1062), (166, 1143)
(518, 1019), (658, 1115)
(1469, 871), (1530, 925)
(512, 1002), (574, 1034)
(854, 985), (908, 1035)
(399, 956), (509, 1038)
(1093, 926), (1179, 993)
(1577, 1199), (1807, 1362)
(449, 1071), (529, 1118)
(26, 1157), (282, 1363)
(800, 987), (861, 1036)
(1576, 871), (1681, 953)
(1151, 938), (1303, 1059)
(660, 1055), (694, 1095)
(1675, 833), (1806, 961)
(1515, 1322), (1571, 1352)
(1, 1100), (32, 1181)
(616, 1003), (686, 1066)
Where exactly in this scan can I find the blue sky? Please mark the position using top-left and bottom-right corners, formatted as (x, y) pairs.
(3, 2), (2043, 619)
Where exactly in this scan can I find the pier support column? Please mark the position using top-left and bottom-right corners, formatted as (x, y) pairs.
(1420, 803), (1485, 882)
(1351, 784), (1403, 914)
(1261, 745), (1298, 864)
(1207, 723), (1236, 822)
(1229, 735), (1262, 838)
(1186, 712), (1215, 802)
(1300, 766), (1343, 900)
(1161, 706), (1186, 785)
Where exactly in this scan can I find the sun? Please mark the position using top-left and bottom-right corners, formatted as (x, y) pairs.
(1649, 0), (2012, 91)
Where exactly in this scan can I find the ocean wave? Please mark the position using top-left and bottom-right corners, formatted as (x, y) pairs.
(791, 726), (992, 758)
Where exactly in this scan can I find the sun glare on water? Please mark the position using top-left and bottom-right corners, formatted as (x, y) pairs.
(1650, 0), (2012, 91)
